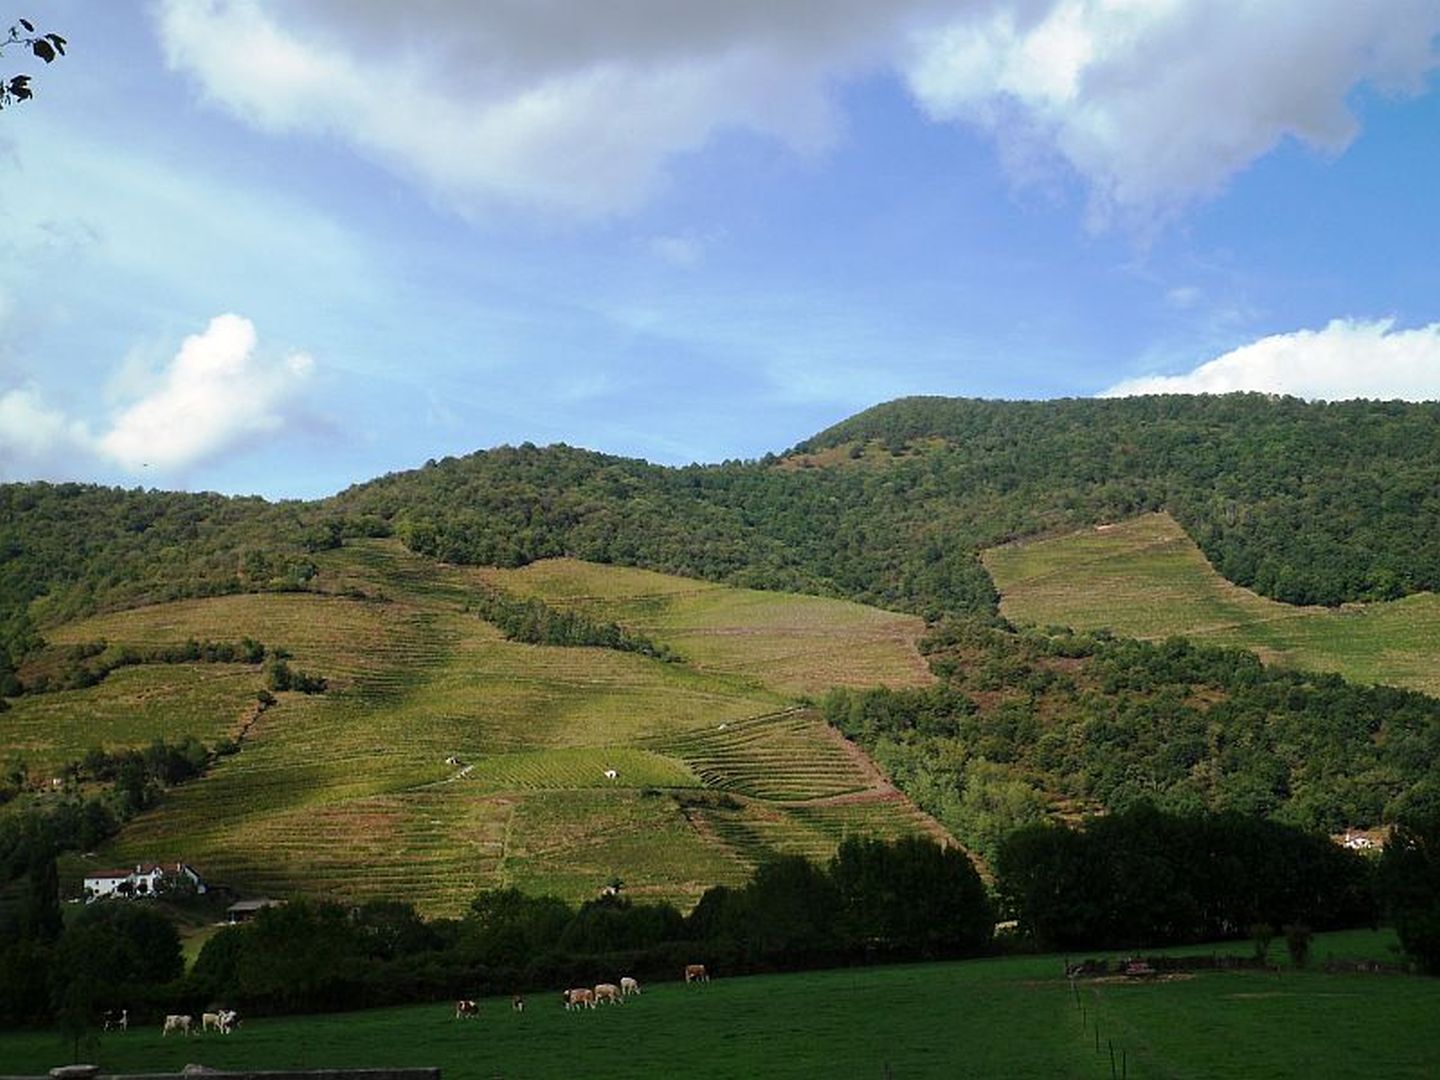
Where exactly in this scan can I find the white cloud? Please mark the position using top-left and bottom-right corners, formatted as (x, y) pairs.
(0, 315), (313, 477)
(904, 1), (1440, 224)
(1102, 318), (1440, 401)
(0, 386), (91, 472)
(151, 2), (1440, 225)
(153, 0), (904, 220)
(98, 314), (313, 470)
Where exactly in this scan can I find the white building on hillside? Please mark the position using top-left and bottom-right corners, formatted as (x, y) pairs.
(83, 862), (206, 902)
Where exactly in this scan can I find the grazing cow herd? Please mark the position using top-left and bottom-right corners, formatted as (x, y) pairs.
(100, 965), (702, 1039)
(159, 1009), (239, 1037)
(458, 965), (704, 1020)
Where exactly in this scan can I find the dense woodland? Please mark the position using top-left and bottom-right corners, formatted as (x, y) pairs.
(825, 622), (1440, 864)
(4, 395), (1440, 676)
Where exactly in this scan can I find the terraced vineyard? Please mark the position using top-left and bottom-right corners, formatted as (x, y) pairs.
(19, 540), (944, 913)
(984, 513), (1440, 695)
(652, 709), (873, 801)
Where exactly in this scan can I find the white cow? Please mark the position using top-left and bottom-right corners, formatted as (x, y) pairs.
(103, 1008), (128, 1032)
(162, 1014), (192, 1037)
(219, 1009), (239, 1034)
(202, 1011), (224, 1033)
(603, 768), (618, 780)
(620, 976), (640, 997)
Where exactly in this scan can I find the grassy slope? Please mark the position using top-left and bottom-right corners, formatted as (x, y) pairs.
(984, 513), (1440, 695)
(1, 932), (1432, 1079)
(17, 540), (937, 914)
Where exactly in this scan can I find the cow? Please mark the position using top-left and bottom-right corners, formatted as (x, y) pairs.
(512, 994), (525, 1013)
(202, 1011), (225, 1033)
(684, 964), (709, 983)
(162, 1014), (192, 1037)
(603, 768), (618, 780)
(620, 976), (640, 997)
(563, 988), (596, 1011)
(455, 999), (479, 1020)
(219, 1009), (240, 1034)
(594, 983), (622, 1005)
(103, 1008), (128, 1032)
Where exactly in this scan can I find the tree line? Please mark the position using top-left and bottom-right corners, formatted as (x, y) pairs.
(472, 588), (681, 661)
(6, 809), (1437, 1031)
(0, 833), (992, 1026)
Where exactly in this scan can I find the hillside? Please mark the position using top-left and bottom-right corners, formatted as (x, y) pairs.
(9, 541), (940, 913)
(6, 394), (1440, 911)
(985, 513), (1440, 696)
(6, 395), (1440, 686)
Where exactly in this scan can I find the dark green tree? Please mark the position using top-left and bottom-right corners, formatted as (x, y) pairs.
(1379, 816), (1440, 974)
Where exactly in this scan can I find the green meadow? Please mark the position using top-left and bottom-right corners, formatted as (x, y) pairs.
(12, 540), (938, 914)
(2, 932), (1434, 1079)
(984, 513), (1440, 695)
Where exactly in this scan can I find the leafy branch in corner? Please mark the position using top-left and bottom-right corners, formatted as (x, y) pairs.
(1, 17), (66, 109)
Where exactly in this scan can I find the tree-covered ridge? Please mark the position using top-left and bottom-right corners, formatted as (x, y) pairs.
(5, 395), (1440, 677)
(824, 622), (1440, 863)
(0, 482), (386, 669)
(799, 394), (1440, 606)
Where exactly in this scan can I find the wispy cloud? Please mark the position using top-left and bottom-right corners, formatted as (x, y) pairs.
(1103, 318), (1440, 401)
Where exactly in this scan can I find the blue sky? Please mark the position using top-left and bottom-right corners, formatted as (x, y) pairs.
(2, 1), (1440, 499)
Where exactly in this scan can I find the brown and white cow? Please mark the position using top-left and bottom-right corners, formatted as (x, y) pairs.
(563, 988), (596, 1010)
(684, 963), (709, 983)
(162, 1014), (192, 1037)
(455, 999), (479, 1020)
(512, 993), (525, 1012)
(593, 983), (622, 1005)
(620, 976), (640, 997)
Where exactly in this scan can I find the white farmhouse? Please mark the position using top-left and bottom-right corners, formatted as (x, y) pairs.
(83, 861), (207, 902)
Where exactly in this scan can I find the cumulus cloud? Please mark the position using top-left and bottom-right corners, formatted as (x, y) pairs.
(152, 1), (1440, 224)
(1102, 318), (1440, 401)
(903, 1), (1440, 223)
(98, 314), (313, 470)
(0, 315), (313, 478)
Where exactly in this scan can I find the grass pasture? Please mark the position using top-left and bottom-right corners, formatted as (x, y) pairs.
(3, 935), (1437, 1078)
(984, 513), (1440, 695)
(7, 541), (942, 913)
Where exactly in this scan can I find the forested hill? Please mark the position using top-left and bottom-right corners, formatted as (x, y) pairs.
(4, 394), (1440, 673)
(334, 394), (1440, 613)
(798, 394), (1440, 606)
